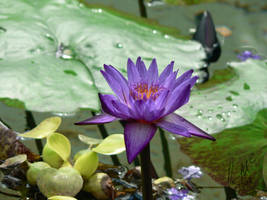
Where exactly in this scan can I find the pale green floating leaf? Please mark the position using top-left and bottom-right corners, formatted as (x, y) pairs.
(48, 196), (77, 200)
(0, 0), (205, 113)
(42, 144), (64, 169)
(0, 154), (27, 168)
(74, 150), (98, 179)
(78, 134), (102, 146)
(92, 134), (125, 155)
(19, 117), (61, 139)
(47, 132), (71, 161)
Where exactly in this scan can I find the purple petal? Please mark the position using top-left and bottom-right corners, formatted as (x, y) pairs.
(75, 113), (117, 125)
(101, 70), (126, 102)
(136, 57), (147, 79)
(148, 59), (158, 85)
(164, 84), (191, 116)
(127, 58), (140, 84)
(159, 61), (174, 83)
(174, 69), (193, 88)
(111, 100), (130, 119)
(99, 93), (117, 115)
(103, 64), (129, 103)
(156, 119), (190, 137)
(124, 122), (157, 163)
(163, 113), (215, 140)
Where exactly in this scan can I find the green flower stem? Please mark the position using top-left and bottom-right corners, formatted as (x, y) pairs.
(91, 111), (121, 166)
(140, 143), (153, 200)
(138, 0), (147, 18)
(25, 111), (43, 155)
(159, 128), (173, 177)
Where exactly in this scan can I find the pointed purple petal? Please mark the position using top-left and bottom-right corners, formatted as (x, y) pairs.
(104, 64), (129, 103)
(127, 58), (140, 84)
(101, 70), (126, 102)
(124, 122), (157, 163)
(163, 113), (215, 140)
(99, 93), (117, 115)
(136, 57), (147, 79)
(148, 59), (158, 85)
(175, 69), (193, 87)
(159, 61), (174, 83)
(164, 84), (191, 116)
(156, 120), (190, 137)
(75, 113), (117, 125)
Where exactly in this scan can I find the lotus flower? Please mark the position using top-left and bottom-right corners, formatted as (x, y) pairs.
(76, 57), (215, 163)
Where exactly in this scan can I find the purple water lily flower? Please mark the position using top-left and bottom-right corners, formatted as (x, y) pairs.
(237, 50), (261, 61)
(167, 188), (188, 200)
(76, 57), (215, 163)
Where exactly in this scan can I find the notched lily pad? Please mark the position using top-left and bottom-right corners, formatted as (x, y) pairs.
(178, 108), (267, 195)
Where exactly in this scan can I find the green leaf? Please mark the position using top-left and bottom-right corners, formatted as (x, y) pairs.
(178, 108), (267, 196)
(0, 0), (205, 113)
(0, 154), (27, 168)
(92, 134), (125, 155)
(48, 196), (77, 200)
(46, 132), (71, 161)
(19, 117), (61, 139)
(78, 134), (103, 146)
(74, 150), (98, 179)
(178, 60), (267, 134)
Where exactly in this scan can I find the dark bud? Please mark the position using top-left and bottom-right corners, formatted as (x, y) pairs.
(193, 11), (221, 64)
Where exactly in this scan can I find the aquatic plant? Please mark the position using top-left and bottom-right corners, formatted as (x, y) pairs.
(237, 50), (261, 61)
(76, 57), (215, 199)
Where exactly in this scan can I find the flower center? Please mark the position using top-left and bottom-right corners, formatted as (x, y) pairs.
(130, 83), (161, 101)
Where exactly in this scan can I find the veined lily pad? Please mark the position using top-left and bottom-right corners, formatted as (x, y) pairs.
(92, 134), (125, 155)
(178, 108), (267, 195)
(0, 0), (205, 113)
(177, 60), (267, 134)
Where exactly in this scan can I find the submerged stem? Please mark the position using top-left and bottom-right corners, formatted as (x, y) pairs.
(159, 128), (173, 177)
(140, 143), (153, 200)
(25, 111), (43, 155)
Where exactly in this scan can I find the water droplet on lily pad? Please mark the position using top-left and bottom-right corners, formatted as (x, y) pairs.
(0, 27), (6, 33)
(226, 96), (233, 101)
(217, 105), (223, 110)
(207, 109), (213, 113)
(229, 90), (239, 96)
(232, 104), (238, 109)
(164, 34), (169, 39)
(115, 43), (123, 48)
(208, 116), (212, 120)
(56, 43), (74, 60)
(216, 114), (225, 122)
(243, 82), (250, 90)
(45, 33), (54, 42)
(152, 30), (157, 34)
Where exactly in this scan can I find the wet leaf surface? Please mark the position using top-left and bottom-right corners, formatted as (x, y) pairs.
(0, 0), (205, 113)
(178, 108), (267, 195)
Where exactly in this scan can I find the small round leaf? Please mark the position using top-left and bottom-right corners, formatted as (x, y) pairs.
(19, 117), (61, 139)
(78, 134), (102, 146)
(74, 150), (98, 179)
(92, 134), (125, 155)
(48, 196), (77, 200)
(47, 132), (71, 161)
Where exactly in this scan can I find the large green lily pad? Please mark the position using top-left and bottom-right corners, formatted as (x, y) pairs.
(0, 0), (205, 113)
(178, 108), (267, 195)
(177, 59), (267, 134)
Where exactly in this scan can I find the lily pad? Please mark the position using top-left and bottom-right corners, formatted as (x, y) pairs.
(178, 108), (267, 195)
(177, 60), (267, 134)
(92, 134), (125, 155)
(19, 117), (61, 139)
(0, 0), (205, 113)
